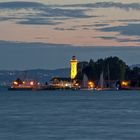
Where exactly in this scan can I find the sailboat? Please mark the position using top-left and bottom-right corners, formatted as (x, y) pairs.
(96, 70), (114, 91)
(96, 71), (104, 90)
(80, 73), (95, 90)
(81, 73), (88, 89)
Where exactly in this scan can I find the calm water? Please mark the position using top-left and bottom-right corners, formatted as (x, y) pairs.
(0, 89), (140, 140)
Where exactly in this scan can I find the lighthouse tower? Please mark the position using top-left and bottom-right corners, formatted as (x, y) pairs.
(70, 56), (78, 79)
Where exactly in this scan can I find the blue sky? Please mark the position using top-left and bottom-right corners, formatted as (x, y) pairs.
(0, 0), (140, 69)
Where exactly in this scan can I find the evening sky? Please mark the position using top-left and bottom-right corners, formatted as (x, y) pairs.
(0, 0), (140, 69)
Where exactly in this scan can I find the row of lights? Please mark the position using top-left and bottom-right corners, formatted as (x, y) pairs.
(13, 81), (35, 86)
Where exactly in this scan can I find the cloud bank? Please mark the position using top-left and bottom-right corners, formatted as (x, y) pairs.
(0, 1), (140, 46)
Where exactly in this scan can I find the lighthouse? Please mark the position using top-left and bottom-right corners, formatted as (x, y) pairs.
(70, 56), (78, 79)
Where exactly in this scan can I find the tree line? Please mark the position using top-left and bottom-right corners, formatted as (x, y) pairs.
(76, 56), (140, 87)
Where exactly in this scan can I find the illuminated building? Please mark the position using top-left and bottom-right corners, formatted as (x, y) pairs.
(50, 77), (72, 88)
(70, 56), (78, 79)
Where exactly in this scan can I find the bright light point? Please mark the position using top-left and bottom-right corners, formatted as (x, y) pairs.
(88, 81), (95, 89)
(30, 81), (34, 86)
(13, 81), (18, 85)
(121, 81), (129, 87)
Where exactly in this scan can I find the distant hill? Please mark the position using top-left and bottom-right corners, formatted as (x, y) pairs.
(130, 64), (140, 69)
(0, 68), (70, 85)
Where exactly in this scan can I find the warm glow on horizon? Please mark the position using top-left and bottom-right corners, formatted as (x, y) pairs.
(0, 20), (140, 47)
(0, 0), (140, 46)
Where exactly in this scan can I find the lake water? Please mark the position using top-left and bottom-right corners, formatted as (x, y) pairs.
(0, 89), (140, 140)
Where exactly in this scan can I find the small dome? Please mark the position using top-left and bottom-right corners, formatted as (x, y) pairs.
(72, 56), (76, 60)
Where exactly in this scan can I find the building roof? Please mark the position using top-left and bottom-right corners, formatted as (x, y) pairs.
(50, 77), (71, 82)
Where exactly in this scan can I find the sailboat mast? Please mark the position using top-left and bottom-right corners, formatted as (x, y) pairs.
(107, 63), (110, 87)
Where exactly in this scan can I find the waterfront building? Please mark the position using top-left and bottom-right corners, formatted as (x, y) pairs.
(70, 56), (78, 79)
(50, 77), (72, 88)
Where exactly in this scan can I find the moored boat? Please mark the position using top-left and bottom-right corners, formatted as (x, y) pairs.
(8, 78), (40, 90)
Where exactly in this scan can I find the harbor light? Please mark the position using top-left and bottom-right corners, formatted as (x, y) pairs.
(88, 81), (95, 89)
(121, 81), (129, 87)
(13, 81), (18, 85)
(30, 81), (34, 86)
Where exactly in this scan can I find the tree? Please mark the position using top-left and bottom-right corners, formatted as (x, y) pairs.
(76, 56), (127, 82)
(104, 56), (127, 80)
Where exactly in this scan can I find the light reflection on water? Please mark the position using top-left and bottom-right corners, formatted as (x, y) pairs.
(0, 89), (140, 140)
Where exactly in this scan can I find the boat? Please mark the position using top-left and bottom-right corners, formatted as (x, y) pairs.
(80, 73), (95, 90)
(82, 74), (89, 89)
(96, 71), (115, 91)
(8, 78), (40, 90)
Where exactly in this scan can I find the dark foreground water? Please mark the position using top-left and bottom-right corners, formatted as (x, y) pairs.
(0, 89), (140, 140)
